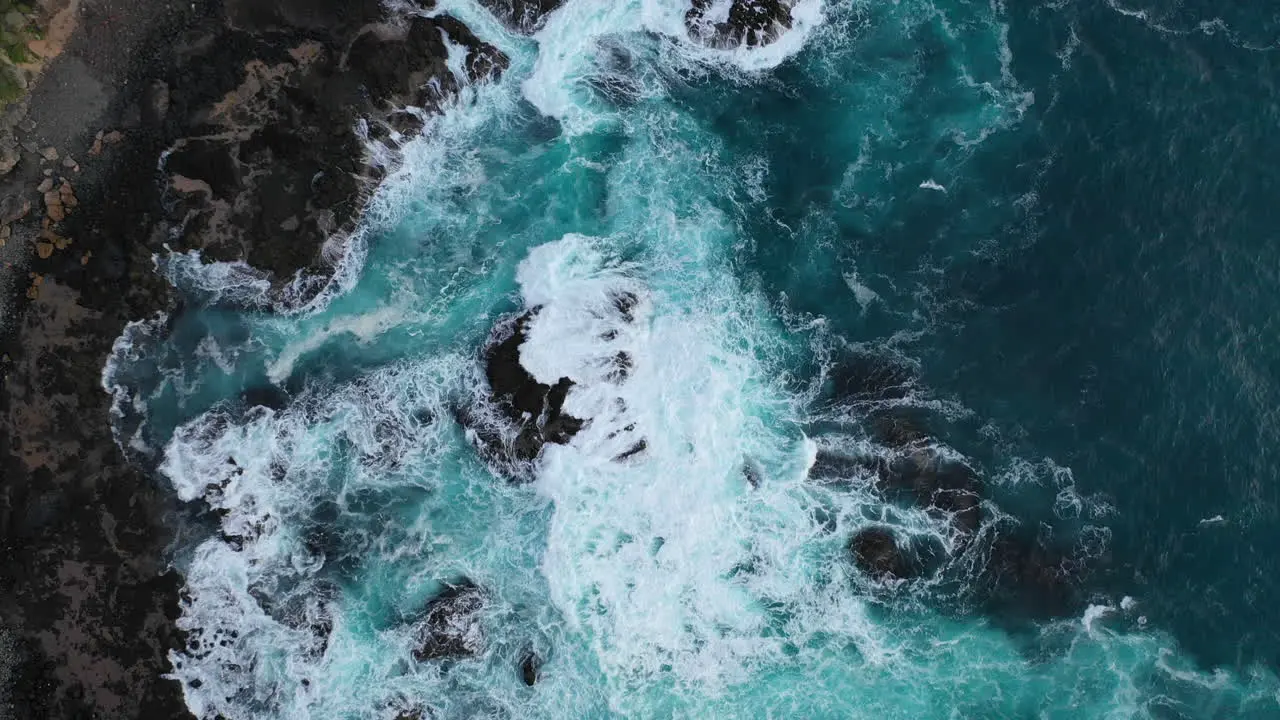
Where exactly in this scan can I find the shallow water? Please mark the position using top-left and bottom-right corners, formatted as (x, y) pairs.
(106, 0), (1280, 717)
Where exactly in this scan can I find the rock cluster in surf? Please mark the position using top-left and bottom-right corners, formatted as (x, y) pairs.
(811, 349), (1091, 620)
(473, 308), (586, 468)
(476, 0), (567, 33)
(685, 0), (796, 50)
(412, 580), (488, 661)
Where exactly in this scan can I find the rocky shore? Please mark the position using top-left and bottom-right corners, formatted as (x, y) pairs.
(0, 0), (509, 715)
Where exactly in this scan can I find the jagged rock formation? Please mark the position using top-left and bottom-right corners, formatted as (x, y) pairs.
(685, 0), (795, 50)
(156, 2), (507, 291)
(472, 308), (585, 468)
(475, 0), (566, 33)
(412, 580), (487, 661)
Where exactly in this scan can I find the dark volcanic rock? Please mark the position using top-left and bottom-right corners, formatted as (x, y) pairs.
(520, 650), (541, 686)
(413, 581), (487, 661)
(849, 527), (917, 580)
(155, 12), (507, 292)
(880, 449), (984, 535)
(476, 0), (566, 33)
(478, 310), (585, 467)
(980, 532), (1084, 621)
(686, 0), (794, 50)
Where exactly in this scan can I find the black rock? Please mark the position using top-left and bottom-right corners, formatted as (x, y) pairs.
(475, 0), (566, 33)
(686, 0), (794, 50)
(614, 439), (647, 462)
(880, 451), (984, 534)
(849, 527), (916, 580)
(413, 581), (487, 661)
(520, 650), (541, 686)
(478, 310), (586, 465)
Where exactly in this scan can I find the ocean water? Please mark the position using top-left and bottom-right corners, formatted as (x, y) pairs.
(103, 0), (1280, 717)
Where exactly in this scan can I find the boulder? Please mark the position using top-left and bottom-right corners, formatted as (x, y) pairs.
(686, 0), (794, 50)
(519, 650), (541, 686)
(475, 0), (566, 33)
(413, 581), (487, 661)
(980, 532), (1083, 620)
(849, 527), (917, 580)
(480, 309), (585, 464)
(879, 449), (983, 534)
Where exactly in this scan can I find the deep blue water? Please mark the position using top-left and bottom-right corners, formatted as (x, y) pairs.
(105, 0), (1280, 716)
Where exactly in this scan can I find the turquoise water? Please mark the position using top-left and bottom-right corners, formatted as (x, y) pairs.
(105, 0), (1280, 717)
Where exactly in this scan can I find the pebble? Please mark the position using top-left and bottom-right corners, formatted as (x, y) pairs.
(37, 178), (52, 193)
(39, 146), (58, 162)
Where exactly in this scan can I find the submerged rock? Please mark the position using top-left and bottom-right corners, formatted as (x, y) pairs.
(686, 0), (795, 50)
(880, 449), (984, 535)
(980, 532), (1084, 621)
(849, 527), (917, 580)
(413, 581), (487, 661)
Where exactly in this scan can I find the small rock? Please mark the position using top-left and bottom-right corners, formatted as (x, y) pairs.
(61, 155), (77, 169)
(59, 182), (76, 207)
(17, 117), (35, 133)
(39, 146), (58, 162)
(1, 195), (31, 223)
(42, 168), (51, 177)
(0, 224), (9, 239)
(20, 141), (37, 155)
(36, 178), (52, 193)
(35, 241), (53, 259)
(0, 144), (18, 176)
(520, 651), (541, 686)
(80, 251), (91, 265)
(45, 204), (65, 223)
(103, 131), (123, 144)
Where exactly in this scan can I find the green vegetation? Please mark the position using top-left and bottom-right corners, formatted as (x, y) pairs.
(0, 0), (38, 107)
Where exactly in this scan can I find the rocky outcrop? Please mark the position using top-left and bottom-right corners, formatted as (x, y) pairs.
(685, 0), (795, 50)
(472, 309), (585, 468)
(155, 10), (507, 292)
(412, 580), (487, 661)
(0, 0), (505, 716)
(879, 449), (984, 536)
(475, 0), (566, 33)
(519, 649), (541, 686)
(849, 527), (917, 581)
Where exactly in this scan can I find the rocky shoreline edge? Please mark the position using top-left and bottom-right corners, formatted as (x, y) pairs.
(0, 0), (529, 714)
(0, 0), (821, 714)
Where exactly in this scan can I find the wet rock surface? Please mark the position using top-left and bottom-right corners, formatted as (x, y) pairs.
(850, 527), (917, 581)
(686, 0), (795, 50)
(412, 580), (487, 662)
(475, 0), (566, 33)
(472, 309), (585, 469)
